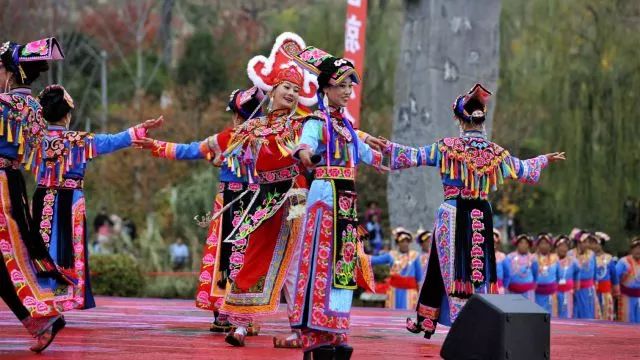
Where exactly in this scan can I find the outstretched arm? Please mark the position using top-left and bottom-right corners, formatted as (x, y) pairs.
(387, 142), (439, 170)
(507, 152), (565, 184)
(95, 116), (163, 156)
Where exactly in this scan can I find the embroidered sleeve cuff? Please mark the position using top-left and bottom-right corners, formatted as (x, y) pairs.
(517, 155), (548, 184)
(371, 149), (383, 170)
(356, 130), (370, 142)
(151, 140), (177, 159)
(129, 126), (148, 141)
(389, 142), (419, 170)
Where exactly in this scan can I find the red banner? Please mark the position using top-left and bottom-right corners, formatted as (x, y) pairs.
(343, 0), (368, 128)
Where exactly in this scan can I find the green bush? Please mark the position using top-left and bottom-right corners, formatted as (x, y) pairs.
(91, 254), (146, 297)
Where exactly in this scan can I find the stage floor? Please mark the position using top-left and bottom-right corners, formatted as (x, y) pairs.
(1, 296), (639, 359)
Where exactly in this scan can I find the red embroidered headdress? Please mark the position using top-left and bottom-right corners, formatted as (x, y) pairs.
(247, 32), (317, 107)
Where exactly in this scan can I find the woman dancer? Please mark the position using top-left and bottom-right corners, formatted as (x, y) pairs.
(28, 85), (161, 313)
(385, 83), (564, 338)
(0, 37), (66, 352)
(291, 46), (385, 360)
(135, 86), (263, 333)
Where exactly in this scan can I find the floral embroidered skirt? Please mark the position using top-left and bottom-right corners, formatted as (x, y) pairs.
(290, 179), (361, 350)
(195, 181), (256, 311)
(0, 168), (61, 320)
(219, 177), (304, 326)
(414, 198), (498, 335)
(32, 186), (94, 311)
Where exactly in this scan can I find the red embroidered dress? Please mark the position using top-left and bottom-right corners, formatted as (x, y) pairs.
(216, 109), (309, 327)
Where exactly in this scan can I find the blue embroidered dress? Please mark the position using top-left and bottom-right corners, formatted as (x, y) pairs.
(30, 124), (144, 311)
(290, 110), (383, 351)
(616, 255), (640, 323)
(388, 130), (549, 337)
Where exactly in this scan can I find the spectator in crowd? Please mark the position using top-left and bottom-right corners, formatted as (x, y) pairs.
(93, 207), (113, 253)
(169, 237), (189, 271)
(623, 196), (637, 231)
(122, 217), (138, 241)
(365, 201), (382, 222)
(366, 214), (384, 255)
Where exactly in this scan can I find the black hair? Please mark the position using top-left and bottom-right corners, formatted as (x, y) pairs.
(39, 87), (72, 123)
(0, 49), (49, 86)
(316, 57), (355, 92)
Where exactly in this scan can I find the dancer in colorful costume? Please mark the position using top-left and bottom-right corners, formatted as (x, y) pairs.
(370, 227), (422, 310)
(533, 233), (560, 314)
(573, 232), (600, 319)
(215, 33), (318, 348)
(29, 85), (161, 314)
(138, 86), (263, 332)
(589, 231), (619, 320)
(385, 83), (564, 338)
(291, 46), (384, 360)
(503, 234), (536, 300)
(554, 235), (579, 318)
(494, 229), (506, 294)
(0, 37), (67, 352)
(616, 237), (640, 323)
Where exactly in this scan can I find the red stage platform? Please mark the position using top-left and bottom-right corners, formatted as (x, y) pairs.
(1, 296), (638, 359)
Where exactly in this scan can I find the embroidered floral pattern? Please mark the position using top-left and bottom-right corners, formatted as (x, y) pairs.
(195, 191), (224, 311)
(233, 190), (285, 241)
(257, 164), (300, 184)
(39, 189), (56, 247)
(334, 224), (357, 287)
(470, 208), (485, 284)
(315, 166), (355, 181)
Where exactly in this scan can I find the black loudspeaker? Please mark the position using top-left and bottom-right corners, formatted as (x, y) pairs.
(440, 294), (550, 360)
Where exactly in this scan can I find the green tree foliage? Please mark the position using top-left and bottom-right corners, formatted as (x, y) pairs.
(175, 31), (228, 103)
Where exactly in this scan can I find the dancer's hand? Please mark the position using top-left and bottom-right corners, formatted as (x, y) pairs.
(365, 136), (387, 152)
(139, 115), (164, 130)
(545, 152), (566, 163)
(132, 137), (156, 150)
(298, 150), (315, 168)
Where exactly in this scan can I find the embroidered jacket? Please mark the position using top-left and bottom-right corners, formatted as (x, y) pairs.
(0, 88), (45, 162)
(150, 127), (245, 183)
(28, 125), (145, 187)
(387, 131), (548, 199)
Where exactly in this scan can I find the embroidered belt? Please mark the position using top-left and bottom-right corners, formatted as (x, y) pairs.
(557, 280), (574, 292)
(535, 283), (558, 295)
(596, 280), (612, 293)
(37, 178), (84, 189)
(558, 280), (573, 292)
(578, 279), (595, 289)
(217, 181), (257, 192)
(620, 284), (640, 297)
(443, 185), (488, 200)
(314, 166), (355, 181)
(507, 282), (536, 293)
(257, 164), (299, 184)
(0, 157), (20, 170)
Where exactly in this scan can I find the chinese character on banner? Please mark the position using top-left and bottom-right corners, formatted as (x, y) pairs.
(344, 0), (368, 128)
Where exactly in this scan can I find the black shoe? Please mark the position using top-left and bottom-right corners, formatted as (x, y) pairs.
(302, 345), (335, 360)
(30, 317), (66, 353)
(335, 344), (353, 360)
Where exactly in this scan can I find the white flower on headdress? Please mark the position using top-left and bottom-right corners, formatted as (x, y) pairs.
(334, 59), (348, 67)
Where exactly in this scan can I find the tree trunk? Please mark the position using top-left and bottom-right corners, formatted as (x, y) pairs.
(388, 0), (502, 231)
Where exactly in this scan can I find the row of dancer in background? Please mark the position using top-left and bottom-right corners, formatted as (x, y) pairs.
(368, 227), (431, 310)
(497, 230), (640, 322)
